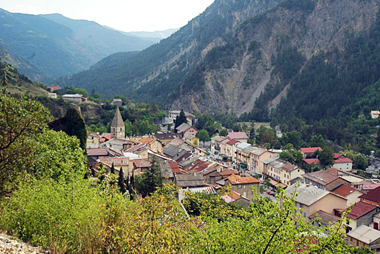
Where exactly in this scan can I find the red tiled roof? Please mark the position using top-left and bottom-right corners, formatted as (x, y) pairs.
(201, 166), (217, 176)
(332, 184), (359, 197)
(347, 201), (377, 220)
(303, 170), (338, 186)
(139, 138), (154, 144)
(359, 186), (380, 204)
(133, 159), (152, 168)
(300, 147), (323, 154)
(282, 163), (298, 172)
(333, 153), (342, 159)
(103, 134), (112, 141)
(47, 86), (61, 92)
(325, 168), (338, 175)
(169, 162), (183, 174)
(303, 158), (321, 165)
(227, 175), (260, 185)
(226, 139), (239, 145)
(219, 169), (239, 176)
(87, 148), (109, 156)
(229, 190), (250, 201)
(228, 132), (248, 140)
(334, 157), (353, 164)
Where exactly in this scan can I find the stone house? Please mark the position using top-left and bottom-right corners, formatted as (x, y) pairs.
(303, 170), (351, 191)
(331, 184), (363, 207)
(346, 201), (379, 232)
(263, 158), (305, 186)
(225, 174), (260, 201)
(359, 186), (380, 206)
(346, 225), (380, 250)
(300, 147), (323, 158)
(227, 132), (248, 143)
(287, 184), (347, 219)
(332, 153), (353, 172)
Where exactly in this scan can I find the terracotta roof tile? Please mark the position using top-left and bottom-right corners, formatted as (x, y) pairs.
(303, 158), (321, 165)
(169, 162), (183, 174)
(334, 157), (353, 164)
(133, 159), (152, 168)
(226, 139), (239, 145)
(347, 201), (377, 220)
(300, 147), (323, 154)
(228, 132), (248, 140)
(332, 184), (359, 197)
(139, 138), (154, 144)
(219, 169), (239, 176)
(359, 186), (380, 204)
(303, 170), (338, 186)
(325, 168), (338, 175)
(227, 174), (260, 185)
(87, 148), (109, 156)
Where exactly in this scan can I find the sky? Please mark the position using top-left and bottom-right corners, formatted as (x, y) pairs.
(0, 0), (215, 32)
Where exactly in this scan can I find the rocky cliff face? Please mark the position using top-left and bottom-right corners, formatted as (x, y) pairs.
(67, 0), (380, 117)
(171, 0), (380, 115)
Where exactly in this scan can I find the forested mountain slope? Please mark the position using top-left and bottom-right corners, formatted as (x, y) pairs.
(0, 9), (155, 82)
(65, 0), (282, 102)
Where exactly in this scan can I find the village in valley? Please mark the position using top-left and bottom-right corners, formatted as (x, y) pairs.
(63, 90), (380, 250)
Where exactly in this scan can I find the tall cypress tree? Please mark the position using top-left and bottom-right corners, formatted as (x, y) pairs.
(174, 109), (187, 132)
(118, 168), (126, 194)
(111, 163), (115, 174)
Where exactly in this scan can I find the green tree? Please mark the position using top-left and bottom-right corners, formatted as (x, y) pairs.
(219, 129), (228, 136)
(64, 108), (87, 151)
(49, 107), (88, 151)
(280, 130), (303, 149)
(319, 147), (334, 168)
(0, 94), (52, 196)
(256, 125), (275, 146)
(310, 134), (326, 148)
(118, 168), (126, 194)
(110, 163), (115, 174)
(30, 129), (86, 181)
(341, 151), (369, 170)
(135, 158), (162, 197)
(0, 44), (16, 93)
(249, 128), (255, 139)
(175, 109), (187, 131)
(196, 129), (210, 142)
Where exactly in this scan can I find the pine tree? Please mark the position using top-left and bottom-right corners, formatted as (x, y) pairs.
(118, 167), (126, 194)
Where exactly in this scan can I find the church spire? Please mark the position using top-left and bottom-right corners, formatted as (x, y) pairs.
(111, 107), (125, 139)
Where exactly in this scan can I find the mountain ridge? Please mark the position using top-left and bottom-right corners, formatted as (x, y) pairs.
(0, 9), (157, 82)
(65, 0), (380, 122)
